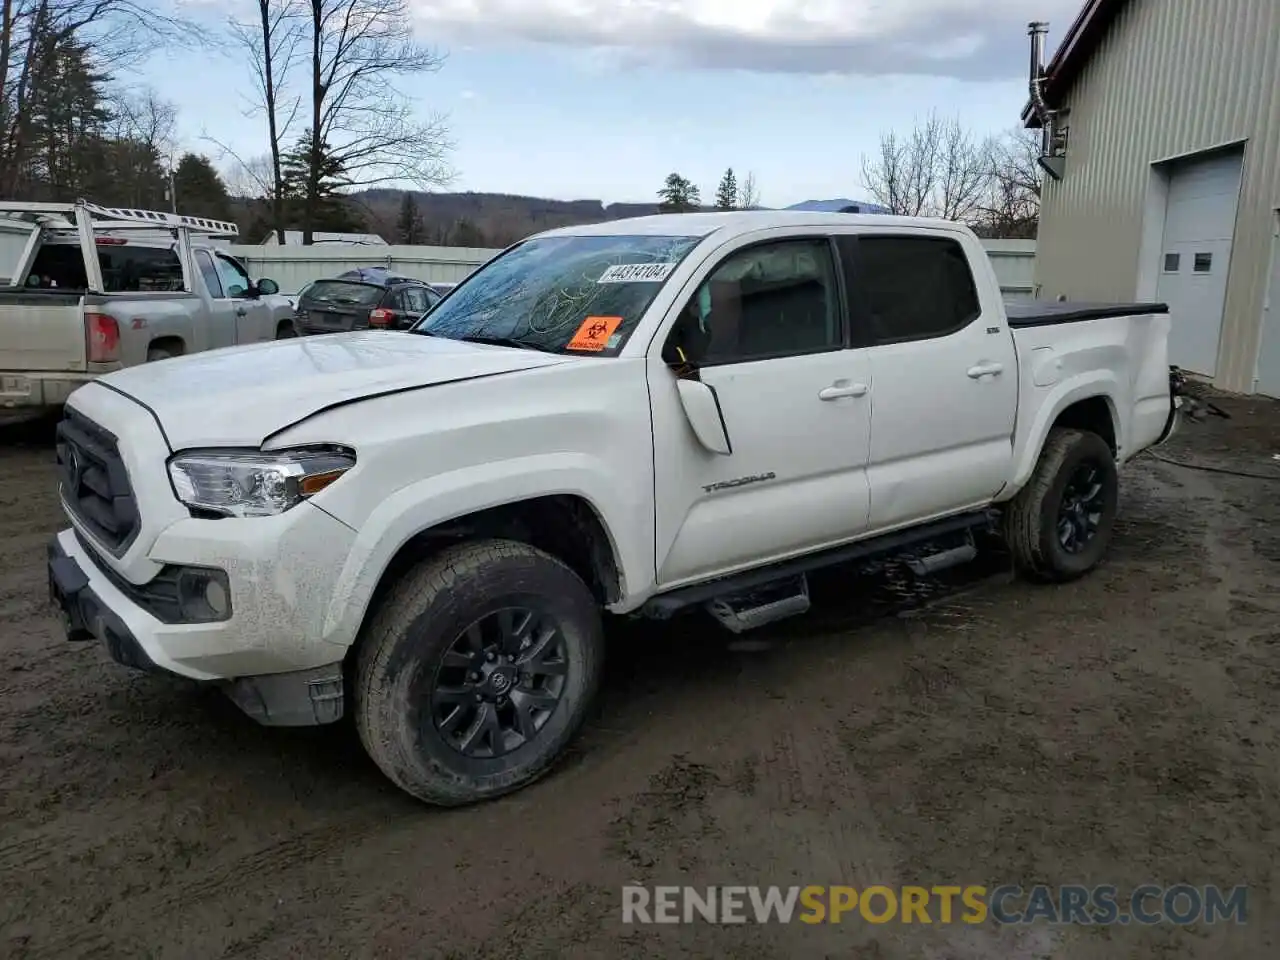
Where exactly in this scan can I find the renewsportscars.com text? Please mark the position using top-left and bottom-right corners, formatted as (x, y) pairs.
(621, 884), (1248, 925)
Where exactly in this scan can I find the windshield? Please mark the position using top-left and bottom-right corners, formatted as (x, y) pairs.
(415, 233), (703, 355)
(302, 280), (384, 306)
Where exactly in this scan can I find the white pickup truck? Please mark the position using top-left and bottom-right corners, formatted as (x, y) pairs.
(46, 211), (1181, 806)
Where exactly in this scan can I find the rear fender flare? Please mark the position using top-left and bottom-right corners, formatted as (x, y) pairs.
(1007, 373), (1121, 496)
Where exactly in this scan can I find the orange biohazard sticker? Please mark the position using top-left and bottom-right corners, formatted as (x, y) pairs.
(567, 315), (623, 352)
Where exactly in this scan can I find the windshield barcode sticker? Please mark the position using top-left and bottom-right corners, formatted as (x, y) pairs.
(597, 262), (677, 283)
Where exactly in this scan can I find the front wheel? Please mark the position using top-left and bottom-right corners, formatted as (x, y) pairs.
(1002, 428), (1119, 583)
(354, 539), (604, 806)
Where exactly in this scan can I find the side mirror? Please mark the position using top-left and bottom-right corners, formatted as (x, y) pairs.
(256, 277), (280, 296)
(674, 378), (732, 456)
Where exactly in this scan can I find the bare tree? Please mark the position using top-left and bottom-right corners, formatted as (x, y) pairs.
(301, 0), (454, 243)
(110, 86), (176, 156)
(0, 0), (209, 192)
(975, 128), (1042, 239)
(96, 86), (178, 207)
(860, 111), (994, 222)
(223, 152), (275, 199)
(228, 0), (303, 242)
(737, 170), (761, 209)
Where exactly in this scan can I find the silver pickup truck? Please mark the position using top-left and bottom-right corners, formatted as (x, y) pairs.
(0, 201), (295, 425)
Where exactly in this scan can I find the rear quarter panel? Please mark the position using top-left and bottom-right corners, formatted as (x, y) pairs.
(91, 293), (207, 365)
(1007, 311), (1171, 495)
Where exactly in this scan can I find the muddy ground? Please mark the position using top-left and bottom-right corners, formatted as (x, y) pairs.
(1, 394), (1277, 959)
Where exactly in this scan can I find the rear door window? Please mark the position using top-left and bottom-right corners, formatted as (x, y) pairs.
(96, 244), (184, 292)
(26, 242), (185, 291)
(837, 235), (982, 344)
(403, 286), (433, 313)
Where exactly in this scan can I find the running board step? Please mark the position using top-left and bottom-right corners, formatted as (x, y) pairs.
(705, 574), (810, 633)
(904, 537), (978, 577)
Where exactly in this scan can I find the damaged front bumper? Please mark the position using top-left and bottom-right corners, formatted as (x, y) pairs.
(47, 535), (346, 727)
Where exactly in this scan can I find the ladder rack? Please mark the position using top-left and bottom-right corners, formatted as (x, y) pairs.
(0, 199), (239, 238)
(0, 199), (240, 293)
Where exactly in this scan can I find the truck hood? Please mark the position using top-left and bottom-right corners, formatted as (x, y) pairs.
(97, 331), (574, 450)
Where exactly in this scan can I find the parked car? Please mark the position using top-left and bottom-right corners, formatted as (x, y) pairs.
(46, 210), (1182, 807)
(0, 200), (292, 425)
(291, 266), (441, 335)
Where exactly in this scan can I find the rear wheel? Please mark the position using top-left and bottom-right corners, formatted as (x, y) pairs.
(1003, 428), (1119, 582)
(146, 345), (178, 362)
(355, 539), (604, 806)
(275, 321), (297, 339)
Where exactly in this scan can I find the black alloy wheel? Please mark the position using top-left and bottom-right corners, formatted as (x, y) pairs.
(431, 607), (568, 759)
(1056, 460), (1106, 554)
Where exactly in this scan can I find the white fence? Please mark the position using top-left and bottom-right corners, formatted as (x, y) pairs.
(227, 238), (1041, 301)
(982, 239), (1037, 301)
(224, 244), (499, 294)
(0, 228), (1038, 300)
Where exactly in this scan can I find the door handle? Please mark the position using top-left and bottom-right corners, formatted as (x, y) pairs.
(819, 381), (869, 401)
(967, 362), (1004, 379)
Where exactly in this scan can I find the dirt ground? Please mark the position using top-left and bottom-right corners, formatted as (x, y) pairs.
(1, 394), (1277, 960)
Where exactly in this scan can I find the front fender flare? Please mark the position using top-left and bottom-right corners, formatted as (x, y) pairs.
(318, 454), (648, 645)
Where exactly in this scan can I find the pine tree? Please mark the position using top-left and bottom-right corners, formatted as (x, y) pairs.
(173, 153), (232, 220)
(396, 192), (425, 244)
(280, 129), (364, 235)
(714, 168), (738, 209)
(657, 172), (700, 213)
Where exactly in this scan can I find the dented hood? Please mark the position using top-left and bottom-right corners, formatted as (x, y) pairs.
(97, 331), (573, 450)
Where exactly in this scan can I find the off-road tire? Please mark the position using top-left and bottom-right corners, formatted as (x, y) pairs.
(146, 346), (177, 362)
(1003, 427), (1119, 583)
(354, 539), (604, 806)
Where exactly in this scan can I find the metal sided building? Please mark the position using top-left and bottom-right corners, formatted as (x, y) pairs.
(1023, 0), (1280, 397)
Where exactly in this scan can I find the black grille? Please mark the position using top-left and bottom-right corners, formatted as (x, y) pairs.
(56, 409), (140, 554)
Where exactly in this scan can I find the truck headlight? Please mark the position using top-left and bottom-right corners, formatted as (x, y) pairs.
(167, 448), (355, 518)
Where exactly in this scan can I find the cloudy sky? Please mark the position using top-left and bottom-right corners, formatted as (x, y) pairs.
(148, 0), (1083, 206)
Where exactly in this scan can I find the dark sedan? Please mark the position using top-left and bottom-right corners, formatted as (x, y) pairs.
(291, 267), (442, 336)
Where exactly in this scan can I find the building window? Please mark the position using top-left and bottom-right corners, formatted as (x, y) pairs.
(1163, 253), (1180, 273)
(1194, 252), (1213, 273)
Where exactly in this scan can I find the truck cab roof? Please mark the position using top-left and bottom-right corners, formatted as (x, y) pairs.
(534, 210), (974, 240)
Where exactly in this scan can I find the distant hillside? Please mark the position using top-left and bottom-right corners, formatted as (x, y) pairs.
(232, 189), (713, 247)
(355, 189), (708, 247)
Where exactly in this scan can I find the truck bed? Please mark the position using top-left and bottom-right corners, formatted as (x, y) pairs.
(1005, 300), (1169, 328)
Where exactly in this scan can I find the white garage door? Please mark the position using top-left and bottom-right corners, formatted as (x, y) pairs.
(1257, 215), (1280, 398)
(1156, 150), (1244, 377)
